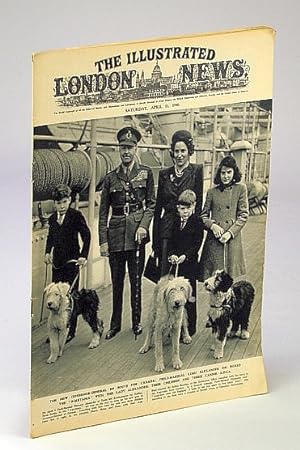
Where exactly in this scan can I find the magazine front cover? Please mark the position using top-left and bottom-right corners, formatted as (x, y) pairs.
(31, 27), (274, 437)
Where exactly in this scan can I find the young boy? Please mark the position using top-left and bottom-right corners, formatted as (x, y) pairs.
(168, 189), (204, 337)
(44, 184), (91, 291)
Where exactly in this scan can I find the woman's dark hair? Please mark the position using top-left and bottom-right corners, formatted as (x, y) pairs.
(214, 155), (242, 185)
(170, 129), (194, 156)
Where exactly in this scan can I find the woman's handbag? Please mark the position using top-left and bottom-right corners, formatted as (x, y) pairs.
(143, 253), (160, 283)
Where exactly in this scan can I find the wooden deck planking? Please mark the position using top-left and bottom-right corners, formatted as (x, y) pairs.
(31, 215), (267, 399)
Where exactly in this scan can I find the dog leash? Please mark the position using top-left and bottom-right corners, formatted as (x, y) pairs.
(39, 263), (49, 323)
(43, 261), (83, 319)
(64, 265), (84, 326)
(167, 262), (179, 278)
(51, 259), (79, 270)
(47, 259), (84, 293)
(223, 242), (228, 272)
(68, 270), (81, 294)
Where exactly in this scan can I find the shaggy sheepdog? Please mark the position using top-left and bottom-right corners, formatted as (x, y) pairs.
(139, 275), (192, 372)
(45, 282), (104, 364)
(204, 270), (255, 359)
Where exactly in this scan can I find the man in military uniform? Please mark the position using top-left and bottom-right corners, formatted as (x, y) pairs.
(99, 126), (156, 339)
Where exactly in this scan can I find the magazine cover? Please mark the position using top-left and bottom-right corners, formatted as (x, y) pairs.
(31, 26), (274, 437)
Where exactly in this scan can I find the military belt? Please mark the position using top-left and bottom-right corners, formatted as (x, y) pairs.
(112, 202), (143, 216)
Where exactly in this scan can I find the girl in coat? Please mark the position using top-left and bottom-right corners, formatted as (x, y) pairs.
(198, 155), (249, 281)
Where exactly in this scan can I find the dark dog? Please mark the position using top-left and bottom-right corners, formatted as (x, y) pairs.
(204, 270), (255, 359)
(45, 282), (104, 363)
(67, 288), (104, 344)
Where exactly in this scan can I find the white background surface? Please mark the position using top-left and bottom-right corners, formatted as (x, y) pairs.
(1, 0), (300, 448)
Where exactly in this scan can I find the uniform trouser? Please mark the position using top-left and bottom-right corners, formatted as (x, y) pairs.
(109, 246), (145, 331)
(160, 238), (170, 277)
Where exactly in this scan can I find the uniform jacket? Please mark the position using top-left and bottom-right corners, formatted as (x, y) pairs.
(168, 214), (204, 280)
(198, 182), (249, 280)
(45, 208), (91, 267)
(99, 162), (156, 252)
(153, 163), (203, 250)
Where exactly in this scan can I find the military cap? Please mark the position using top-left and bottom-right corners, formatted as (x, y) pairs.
(117, 126), (141, 146)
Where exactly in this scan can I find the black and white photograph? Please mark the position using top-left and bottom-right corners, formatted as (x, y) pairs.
(31, 101), (271, 399)
(3, 0), (300, 447)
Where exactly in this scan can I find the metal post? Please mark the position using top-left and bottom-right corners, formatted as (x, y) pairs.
(190, 109), (196, 163)
(87, 119), (97, 287)
(225, 107), (231, 146)
(185, 111), (189, 130)
(211, 105), (218, 185)
(248, 105), (257, 181)
(264, 111), (271, 181)
(241, 103), (247, 140)
(74, 192), (80, 210)
(190, 109), (195, 134)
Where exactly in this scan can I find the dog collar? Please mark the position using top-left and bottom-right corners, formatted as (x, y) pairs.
(223, 304), (232, 310)
(210, 303), (231, 310)
(66, 293), (74, 312)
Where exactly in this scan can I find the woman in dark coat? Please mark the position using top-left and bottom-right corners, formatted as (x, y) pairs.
(198, 155), (249, 281)
(153, 130), (204, 277)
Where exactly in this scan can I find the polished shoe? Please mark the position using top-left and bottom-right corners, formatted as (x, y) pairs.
(105, 329), (120, 340)
(132, 324), (143, 336)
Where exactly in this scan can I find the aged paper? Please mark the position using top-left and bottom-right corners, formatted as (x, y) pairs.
(31, 26), (274, 437)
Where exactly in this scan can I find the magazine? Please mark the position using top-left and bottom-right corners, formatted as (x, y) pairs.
(31, 26), (274, 437)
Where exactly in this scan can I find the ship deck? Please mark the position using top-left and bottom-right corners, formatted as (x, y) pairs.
(31, 214), (266, 399)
